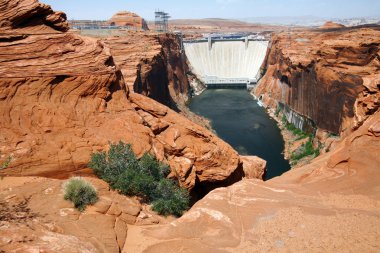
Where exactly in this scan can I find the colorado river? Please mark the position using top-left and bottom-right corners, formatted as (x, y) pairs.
(188, 89), (290, 180)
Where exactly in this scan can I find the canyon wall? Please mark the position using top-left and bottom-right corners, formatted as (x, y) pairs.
(104, 33), (190, 108)
(254, 26), (380, 135)
(0, 0), (262, 192)
(184, 40), (269, 82)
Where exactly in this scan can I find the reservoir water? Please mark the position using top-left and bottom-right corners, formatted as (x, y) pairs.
(188, 89), (290, 180)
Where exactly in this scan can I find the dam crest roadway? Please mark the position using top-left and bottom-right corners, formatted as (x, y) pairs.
(183, 35), (269, 88)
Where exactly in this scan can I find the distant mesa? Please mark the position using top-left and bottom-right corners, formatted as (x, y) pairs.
(320, 21), (345, 29)
(108, 11), (149, 30)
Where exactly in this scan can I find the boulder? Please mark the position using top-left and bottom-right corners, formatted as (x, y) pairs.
(240, 155), (266, 179)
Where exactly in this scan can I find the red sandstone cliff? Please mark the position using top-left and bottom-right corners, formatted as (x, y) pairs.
(103, 32), (190, 108)
(254, 26), (380, 135)
(0, 0), (257, 192)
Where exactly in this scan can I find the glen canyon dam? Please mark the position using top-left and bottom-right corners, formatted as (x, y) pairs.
(0, 0), (379, 252)
(184, 38), (269, 86)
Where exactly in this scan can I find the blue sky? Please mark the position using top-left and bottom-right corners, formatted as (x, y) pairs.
(41, 0), (380, 20)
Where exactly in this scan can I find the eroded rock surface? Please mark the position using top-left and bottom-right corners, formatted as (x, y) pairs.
(103, 32), (190, 107)
(0, 176), (171, 252)
(240, 155), (266, 179)
(0, 0), (247, 191)
(254, 25), (380, 135)
(0, 0), (69, 34)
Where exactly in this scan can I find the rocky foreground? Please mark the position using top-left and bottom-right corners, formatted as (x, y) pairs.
(0, 0), (380, 252)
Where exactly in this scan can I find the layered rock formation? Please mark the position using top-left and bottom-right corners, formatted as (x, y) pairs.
(104, 32), (190, 107)
(254, 26), (380, 135)
(0, 0), (68, 33)
(0, 0), (251, 192)
(108, 11), (148, 30)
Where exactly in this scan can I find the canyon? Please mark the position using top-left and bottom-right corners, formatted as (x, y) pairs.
(0, 0), (379, 252)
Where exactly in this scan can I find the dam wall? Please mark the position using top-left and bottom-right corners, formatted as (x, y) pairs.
(184, 40), (269, 86)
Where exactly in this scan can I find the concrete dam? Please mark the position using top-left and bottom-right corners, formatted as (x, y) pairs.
(184, 38), (269, 88)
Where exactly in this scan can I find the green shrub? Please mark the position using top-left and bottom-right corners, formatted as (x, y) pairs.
(152, 179), (190, 216)
(139, 153), (170, 181)
(290, 137), (321, 163)
(64, 177), (98, 212)
(113, 166), (157, 200)
(0, 153), (11, 170)
(281, 115), (309, 140)
(280, 114), (321, 165)
(275, 107), (281, 117)
(89, 141), (190, 216)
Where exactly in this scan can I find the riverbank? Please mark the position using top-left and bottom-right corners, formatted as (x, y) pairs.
(265, 107), (308, 165)
(261, 102), (341, 168)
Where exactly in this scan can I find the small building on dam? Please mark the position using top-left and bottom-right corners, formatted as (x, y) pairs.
(183, 37), (269, 88)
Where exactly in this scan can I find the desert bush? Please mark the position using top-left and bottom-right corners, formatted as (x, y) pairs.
(64, 177), (98, 212)
(152, 179), (190, 216)
(113, 166), (157, 200)
(0, 153), (11, 170)
(275, 107), (281, 117)
(89, 141), (190, 216)
(290, 137), (320, 163)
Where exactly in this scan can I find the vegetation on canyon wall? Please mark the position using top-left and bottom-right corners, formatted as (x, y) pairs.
(276, 111), (321, 165)
(89, 142), (190, 216)
(63, 177), (98, 212)
(0, 154), (11, 170)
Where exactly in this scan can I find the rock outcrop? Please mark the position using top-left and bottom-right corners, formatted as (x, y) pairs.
(320, 21), (345, 29)
(0, 0), (248, 191)
(108, 11), (148, 30)
(254, 26), (380, 135)
(0, 0), (69, 34)
(103, 32), (190, 107)
(239, 155), (266, 179)
(0, 176), (171, 252)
